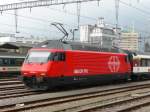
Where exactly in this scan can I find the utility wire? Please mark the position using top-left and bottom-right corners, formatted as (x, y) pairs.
(1, 8), (149, 35)
(1, 1), (149, 28)
(1, 11), (76, 27)
(0, 22), (49, 31)
(46, 6), (150, 35)
(120, 0), (150, 16)
(0, 0), (150, 35)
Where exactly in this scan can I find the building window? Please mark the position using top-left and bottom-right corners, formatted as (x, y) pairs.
(26, 41), (32, 44)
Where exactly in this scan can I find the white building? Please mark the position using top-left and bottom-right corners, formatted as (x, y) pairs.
(80, 18), (118, 48)
(119, 32), (139, 51)
(80, 25), (92, 42)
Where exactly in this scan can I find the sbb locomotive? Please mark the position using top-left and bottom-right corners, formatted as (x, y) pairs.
(21, 40), (150, 90)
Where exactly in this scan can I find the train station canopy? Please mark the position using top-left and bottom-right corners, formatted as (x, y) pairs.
(0, 42), (34, 49)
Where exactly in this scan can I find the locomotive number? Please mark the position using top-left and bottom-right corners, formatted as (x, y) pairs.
(74, 69), (88, 74)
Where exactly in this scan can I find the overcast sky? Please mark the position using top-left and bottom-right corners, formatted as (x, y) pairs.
(0, 0), (150, 39)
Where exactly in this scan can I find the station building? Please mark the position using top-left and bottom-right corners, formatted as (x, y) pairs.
(80, 18), (119, 48)
(0, 33), (47, 54)
(119, 32), (139, 51)
(0, 42), (34, 54)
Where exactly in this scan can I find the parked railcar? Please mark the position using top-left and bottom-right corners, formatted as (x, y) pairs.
(21, 40), (131, 90)
(0, 52), (25, 76)
(131, 54), (150, 80)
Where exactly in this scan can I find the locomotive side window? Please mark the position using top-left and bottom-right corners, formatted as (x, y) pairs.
(53, 53), (59, 61)
(59, 52), (65, 61)
(52, 52), (65, 61)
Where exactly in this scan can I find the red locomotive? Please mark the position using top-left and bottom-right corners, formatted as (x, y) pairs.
(21, 40), (132, 90)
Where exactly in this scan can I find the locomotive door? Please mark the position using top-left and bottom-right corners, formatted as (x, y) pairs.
(53, 52), (66, 77)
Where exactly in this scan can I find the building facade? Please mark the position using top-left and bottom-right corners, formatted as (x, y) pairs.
(143, 37), (150, 52)
(80, 25), (93, 42)
(80, 18), (118, 48)
(119, 32), (139, 51)
(0, 35), (47, 44)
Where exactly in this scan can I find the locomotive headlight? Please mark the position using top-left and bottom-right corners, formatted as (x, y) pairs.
(23, 72), (27, 75)
(40, 73), (46, 76)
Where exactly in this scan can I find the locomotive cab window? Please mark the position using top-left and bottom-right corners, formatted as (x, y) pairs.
(25, 51), (51, 63)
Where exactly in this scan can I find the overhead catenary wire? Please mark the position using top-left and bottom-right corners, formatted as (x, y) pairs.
(0, 0), (149, 36)
(120, 0), (150, 16)
(0, 21), (50, 31)
(0, 10), (149, 36)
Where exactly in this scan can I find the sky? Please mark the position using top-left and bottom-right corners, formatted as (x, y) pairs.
(0, 0), (150, 39)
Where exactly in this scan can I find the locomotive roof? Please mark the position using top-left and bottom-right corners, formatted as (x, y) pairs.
(34, 40), (122, 53)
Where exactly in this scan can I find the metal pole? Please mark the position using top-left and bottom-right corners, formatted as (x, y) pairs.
(15, 9), (19, 33)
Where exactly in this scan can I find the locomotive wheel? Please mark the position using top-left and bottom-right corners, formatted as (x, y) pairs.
(25, 81), (50, 91)
(23, 77), (51, 91)
(36, 84), (50, 91)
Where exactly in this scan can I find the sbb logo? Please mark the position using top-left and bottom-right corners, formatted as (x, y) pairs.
(108, 56), (120, 72)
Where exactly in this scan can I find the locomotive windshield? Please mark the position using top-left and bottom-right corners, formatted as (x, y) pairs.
(25, 51), (51, 63)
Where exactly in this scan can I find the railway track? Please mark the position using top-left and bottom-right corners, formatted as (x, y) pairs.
(0, 76), (45, 102)
(118, 101), (150, 112)
(76, 91), (150, 112)
(0, 76), (23, 88)
(0, 89), (42, 100)
(1, 81), (150, 112)
(0, 80), (22, 85)
(0, 84), (25, 91)
(0, 76), (25, 91)
(0, 77), (18, 82)
(116, 97), (150, 112)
